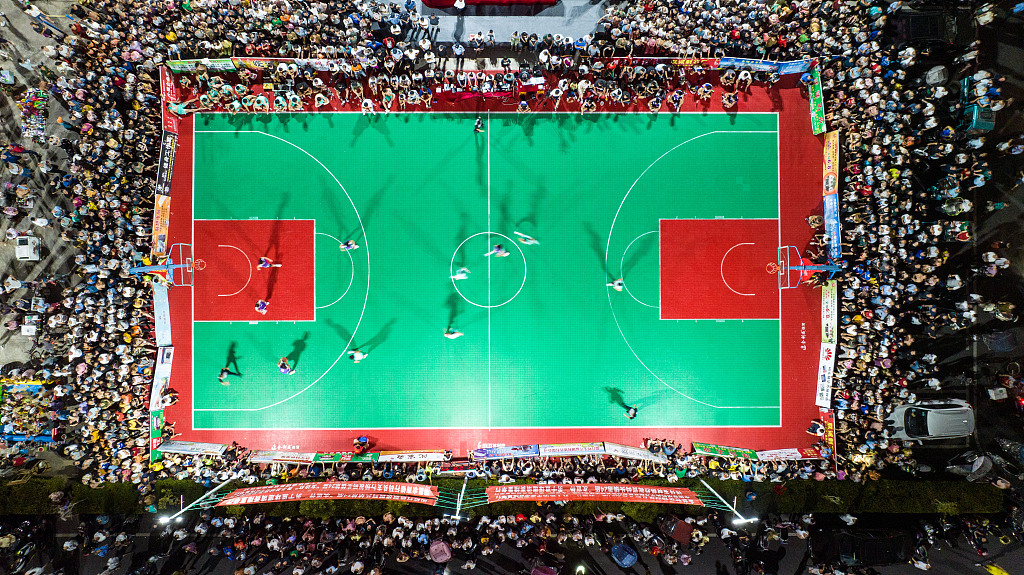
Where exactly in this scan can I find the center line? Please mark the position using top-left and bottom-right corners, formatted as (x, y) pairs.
(487, 112), (492, 430)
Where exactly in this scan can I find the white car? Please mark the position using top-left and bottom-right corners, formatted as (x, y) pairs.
(885, 399), (976, 442)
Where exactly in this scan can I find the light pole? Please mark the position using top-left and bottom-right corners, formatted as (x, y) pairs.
(699, 479), (759, 526)
(158, 477), (234, 525)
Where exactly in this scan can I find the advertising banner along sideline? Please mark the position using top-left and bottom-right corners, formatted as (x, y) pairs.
(486, 484), (703, 505)
(691, 442), (758, 460)
(809, 68), (827, 134)
(822, 130), (841, 258)
(217, 482), (439, 507)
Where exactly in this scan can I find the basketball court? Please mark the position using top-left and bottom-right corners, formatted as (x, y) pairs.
(163, 86), (825, 454)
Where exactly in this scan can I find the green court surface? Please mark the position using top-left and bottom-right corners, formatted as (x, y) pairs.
(190, 112), (780, 430)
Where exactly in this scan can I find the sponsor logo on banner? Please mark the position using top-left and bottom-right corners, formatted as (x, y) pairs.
(249, 451), (318, 464)
(603, 442), (668, 463)
(217, 482), (439, 507)
(821, 280), (838, 344)
(377, 450), (447, 463)
(809, 68), (826, 135)
(815, 342), (837, 408)
(486, 484), (703, 505)
(158, 441), (229, 456)
(472, 444), (540, 460)
(149, 347), (173, 412)
(754, 447), (823, 461)
(691, 442), (758, 460)
(539, 442), (605, 457)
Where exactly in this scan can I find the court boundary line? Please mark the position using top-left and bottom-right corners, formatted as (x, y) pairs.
(188, 117), (784, 431)
(605, 127), (781, 412)
(214, 245), (253, 297)
(191, 129), (370, 414)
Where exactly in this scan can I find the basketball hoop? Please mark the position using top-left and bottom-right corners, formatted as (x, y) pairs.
(766, 262), (780, 275)
(192, 259), (207, 271)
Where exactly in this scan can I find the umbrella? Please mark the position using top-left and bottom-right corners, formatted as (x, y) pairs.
(610, 543), (637, 568)
(428, 540), (451, 563)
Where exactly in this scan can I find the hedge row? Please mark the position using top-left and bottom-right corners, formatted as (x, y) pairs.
(0, 476), (1004, 518)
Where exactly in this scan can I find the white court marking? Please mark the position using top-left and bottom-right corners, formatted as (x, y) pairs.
(450, 231), (527, 309)
(720, 242), (756, 297)
(314, 232), (355, 309)
(619, 231), (659, 309)
(604, 129), (780, 410)
(192, 129), (369, 414)
(215, 244), (252, 297)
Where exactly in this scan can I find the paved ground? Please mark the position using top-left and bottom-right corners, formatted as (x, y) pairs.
(416, 0), (607, 45)
(0, 0), (76, 368)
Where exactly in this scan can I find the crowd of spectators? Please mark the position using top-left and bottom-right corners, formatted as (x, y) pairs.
(60, 509), (828, 575)
(805, 0), (1020, 484)
(0, 0), (1018, 519)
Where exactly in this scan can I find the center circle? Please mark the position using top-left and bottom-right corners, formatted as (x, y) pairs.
(450, 232), (527, 309)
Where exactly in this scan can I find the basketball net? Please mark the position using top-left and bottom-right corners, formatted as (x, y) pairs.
(192, 259), (207, 271)
(765, 261), (780, 275)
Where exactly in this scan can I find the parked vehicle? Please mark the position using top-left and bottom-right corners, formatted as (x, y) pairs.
(884, 399), (975, 442)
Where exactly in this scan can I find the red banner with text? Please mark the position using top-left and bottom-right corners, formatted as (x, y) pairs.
(217, 481), (439, 507)
(160, 66), (180, 134)
(486, 484), (703, 505)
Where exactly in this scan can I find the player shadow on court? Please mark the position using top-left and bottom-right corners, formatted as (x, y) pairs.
(604, 387), (630, 411)
(224, 342), (242, 376)
(286, 332), (310, 370)
(583, 222), (608, 276)
(324, 319), (353, 345)
(622, 233), (657, 277)
(362, 318), (397, 353)
(445, 292), (462, 330)
(351, 114), (394, 147)
(332, 185), (388, 244)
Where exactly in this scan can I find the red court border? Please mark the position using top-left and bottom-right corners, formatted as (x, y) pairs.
(164, 79), (824, 456)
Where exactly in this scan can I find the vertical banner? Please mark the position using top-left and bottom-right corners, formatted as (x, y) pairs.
(820, 409), (837, 470)
(153, 283), (172, 347)
(821, 280), (838, 344)
(822, 131), (841, 258)
(151, 195), (172, 258)
(150, 409), (164, 463)
(160, 66), (181, 134)
(815, 342), (836, 408)
(809, 68), (826, 135)
(149, 347), (174, 412)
